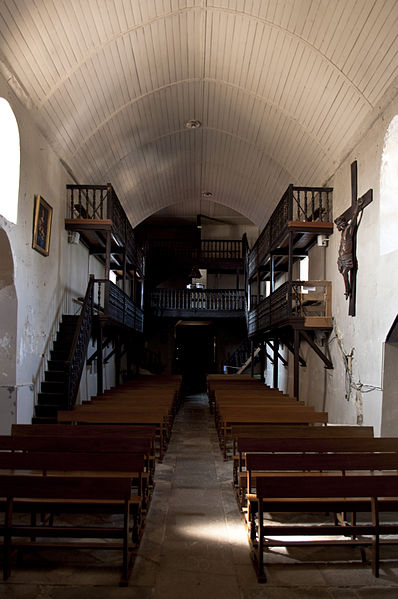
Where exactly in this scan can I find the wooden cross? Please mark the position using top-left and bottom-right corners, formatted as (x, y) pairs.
(334, 160), (373, 316)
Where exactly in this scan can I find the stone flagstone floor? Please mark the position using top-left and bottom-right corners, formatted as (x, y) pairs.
(2, 393), (398, 598)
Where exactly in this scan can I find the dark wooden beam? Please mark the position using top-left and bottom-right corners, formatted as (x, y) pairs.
(301, 330), (333, 369)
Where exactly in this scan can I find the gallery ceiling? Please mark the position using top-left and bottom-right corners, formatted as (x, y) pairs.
(0, 0), (397, 229)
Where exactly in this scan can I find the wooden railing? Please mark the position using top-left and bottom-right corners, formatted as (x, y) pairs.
(248, 185), (333, 278)
(66, 183), (144, 278)
(147, 239), (243, 263)
(150, 289), (245, 315)
(96, 279), (144, 333)
(65, 275), (95, 409)
(248, 281), (332, 335)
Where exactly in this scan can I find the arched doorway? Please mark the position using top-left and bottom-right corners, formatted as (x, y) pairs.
(381, 316), (398, 436)
(0, 228), (17, 433)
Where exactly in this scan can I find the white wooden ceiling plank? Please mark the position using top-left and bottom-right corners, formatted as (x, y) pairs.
(66, 0), (97, 54)
(56, 1), (87, 65)
(91, 48), (119, 115)
(272, 34), (298, 110)
(29, 1), (72, 81)
(132, 27), (152, 96)
(163, 15), (177, 84)
(105, 0), (126, 35)
(245, 18), (267, 94)
(153, 18), (170, 88)
(107, 40), (130, 109)
(1, 0), (54, 95)
(319, 86), (365, 151)
(299, 0), (322, 42)
(289, 0), (310, 38)
(265, 28), (285, 105)
(120, 0), (135, 29)
(209, 9), (223, 82)
(354, 9), (398, 99)
(177, 8), (190, 81)
(279, 37), (307, 116)
(365, 45), (398, 106)
(93, 0), (116, 40)
(0, 16), (42, 105)
(130, 0), (144, 25)
(327, 2), (363, 67)
(309, 1), (335, 52)
(240, 16), (259, 91)
(83, 0), (105, 46)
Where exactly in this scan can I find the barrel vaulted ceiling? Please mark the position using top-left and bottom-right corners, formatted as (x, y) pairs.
(0, 1), (397, 229)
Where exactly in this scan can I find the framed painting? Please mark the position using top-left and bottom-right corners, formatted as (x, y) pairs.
(32, 194), (52, 256)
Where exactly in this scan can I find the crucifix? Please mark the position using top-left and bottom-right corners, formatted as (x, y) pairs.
(334, 160), (373, 317)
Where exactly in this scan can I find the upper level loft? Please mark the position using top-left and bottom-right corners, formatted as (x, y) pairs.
(138, 220), (248, 320)
(247, 185), (334, 338)
(65, 184), (144, 333)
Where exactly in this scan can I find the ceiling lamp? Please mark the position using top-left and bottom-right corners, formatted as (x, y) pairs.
(196, 214), (202, 229)
(201, 191), (213, 198)
(184, 119), (201, 129)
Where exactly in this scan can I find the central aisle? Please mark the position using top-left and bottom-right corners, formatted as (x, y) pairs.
(132, 393), (254, 598)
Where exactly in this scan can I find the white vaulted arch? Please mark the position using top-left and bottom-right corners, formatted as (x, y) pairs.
(0, 98), (20, 224)
(380, 115), (398, 256)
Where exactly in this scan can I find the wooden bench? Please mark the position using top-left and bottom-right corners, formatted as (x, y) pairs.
(2, 434), (156, 497)
(0, 473), (138, 585)
(249, 474), (398, 582)
(57, 408), (170, 461)
(233, 428), (375, 485)
(217, 406), (328, 459)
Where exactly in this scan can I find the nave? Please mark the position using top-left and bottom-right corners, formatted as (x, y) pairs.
(2, 393), (398, 598)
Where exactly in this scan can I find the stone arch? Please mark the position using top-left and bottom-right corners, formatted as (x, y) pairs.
(380, 115), (398, 255)
(0, 97), (20, 224)
(0, 228), (17, 433)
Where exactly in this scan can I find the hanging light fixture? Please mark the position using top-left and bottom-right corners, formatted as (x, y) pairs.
(196, 214), (202, 229)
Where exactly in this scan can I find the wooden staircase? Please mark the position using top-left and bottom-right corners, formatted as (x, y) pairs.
(33, 315), (79, 423)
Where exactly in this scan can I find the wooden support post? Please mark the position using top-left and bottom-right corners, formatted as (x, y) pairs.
(273, 336), (279, 389)
(250, 340), (255, 378)
(294, 328), (300, 401)
(105, 231), (111, 280)
(270, 255), (275, 294)
(97, 324), (104, 396)
(259, 341), (265, 383)
(122, 250), (127, 294)
(115, 335), (121, 387)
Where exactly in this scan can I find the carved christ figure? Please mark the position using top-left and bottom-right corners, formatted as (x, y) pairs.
(335, 197), (363, 299)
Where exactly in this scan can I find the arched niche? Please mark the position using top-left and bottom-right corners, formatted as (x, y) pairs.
(380, 115), (398, 255)
(0, 97), (20, 224)
(381, 316), (398, 436)
(0, 228), (17, 433)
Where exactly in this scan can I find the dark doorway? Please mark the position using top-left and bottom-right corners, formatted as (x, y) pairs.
(174, 322), (215, 394)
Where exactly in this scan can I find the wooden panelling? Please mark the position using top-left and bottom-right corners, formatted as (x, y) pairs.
(0, 1), (396, 227)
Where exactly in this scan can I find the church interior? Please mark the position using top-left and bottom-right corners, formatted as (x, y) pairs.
(0, 1), (398, 596)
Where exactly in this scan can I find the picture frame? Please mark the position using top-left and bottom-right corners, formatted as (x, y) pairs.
(32, 194), (52, 256)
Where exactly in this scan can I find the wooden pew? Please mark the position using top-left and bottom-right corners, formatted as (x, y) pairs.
(249, 474), (398, 582)
(3, 433), (156, 493)
(217, 406), (328, 459)
(233, 427), (375, 485)
(0, 474), (137, 585)
(0, 449), (148, 512)
(57, 408), (170, 461)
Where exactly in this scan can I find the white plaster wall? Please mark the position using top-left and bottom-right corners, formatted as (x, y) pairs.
(294, 92), (398, 434)
(0, 73), (116, 427)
